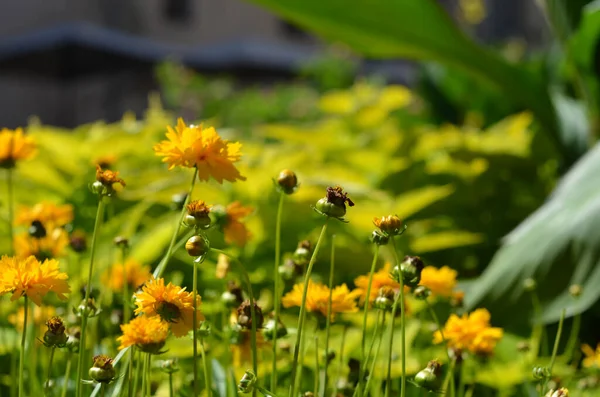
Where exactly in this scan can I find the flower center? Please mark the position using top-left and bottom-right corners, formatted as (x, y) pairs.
(156, 302), (181, 323)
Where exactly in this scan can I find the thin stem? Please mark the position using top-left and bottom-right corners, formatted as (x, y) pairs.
(61, 353), (72, 397)
(141, 353), (148, 397)
(121, 244), (130, 324)
(193, 256), (200, 397)
(100, 384), (106, 397)
(146, 353), (152, 397)
(169, 372), (174, 397)
(314, 336), (320, 395)
(201, 337), (212, 397)
(358, 245), (380, 395)
(272, 192), (285, 392)
(331, 326), (347, 397)
(18, 296), (29, 397)
(153, 168), (197, 279)
(386, 237), (406, 397)
(6, 168), (14, 255)
(442, 359), (456, 397)
(543, 309), (566, 394)
(364, 312), (387, 394)
(323, 234), (336, 397)
(530, 292), (544, 363)
(10, 344), (17, 397)
(127, 347), (135, 397)
(564, 313), (581, 361)
(133, 351), (141, 397)
(45, 346), (56, 395)
(426, 301), (452, 363)
(289, 221), (329, 397)
(76, 198), (106, 397)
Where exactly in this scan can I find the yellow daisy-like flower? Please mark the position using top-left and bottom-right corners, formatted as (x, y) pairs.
(117, 315), (170, 352)
(354, 262), (400, 304)
(15, 201), (74, 228)
(433, 308), (503, 355)
(153, 118), (246, 183)
(211, 201), (253, 247)
(419, 266), (458, 298)
(0, 127), (36, 168)
(581, 343), (600, 368)
(14, 228), (69, 260)
(103, 259), (152, 292)
(282, 280), (361, 320)
(0, 255), (70, 306)
(133, 277), (204, 337)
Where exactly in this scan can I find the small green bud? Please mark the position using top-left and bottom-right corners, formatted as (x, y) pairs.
(262, 317), (288, 340)
(374, 286), (396, 311)
(89, 355), (116, 384)
(413, 286), (431, 300)
(185, 235), (210, 257)
(76, 298), (101, 318)
(238, 370), (257, 394)
(392, 255), (424, 288)
(533, 366), (551, 380)
(371, 230), (389, 246)
(159, 359), (179, 374)
(90, 180), (106, 196)
(414, 359), (443, 391)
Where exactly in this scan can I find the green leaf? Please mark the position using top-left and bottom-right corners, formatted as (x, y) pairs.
(246, 0), (579, 165)
(466, 142), (600, 324)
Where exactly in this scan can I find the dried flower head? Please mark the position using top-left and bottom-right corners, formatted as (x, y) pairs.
(236, 300), (264, 330)
(314, 186), (354, 220)
(43, 316), (68, 347)
(153, 118), (246, 183)
(0, 127), (36, 168)
(373, 215), (405, 236)
(95, 165), (126, 188)
(89, 354), (116, 383)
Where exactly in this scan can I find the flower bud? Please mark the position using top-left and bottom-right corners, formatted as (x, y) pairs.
(374, 286), (396, 311)
(69, 230), (87, 253)
(185, 235), (210, 257)
(184, 200), (212, 229)
(66, 332), (80, 353)
(238, 370), (257, 394)
(237, 300), (264, 330)
(276, 169), (299, 194)
(569, 284), (582, 298)
(113, 236), (129, 248)
(533, 366), (551, 380)
(75, 298), (101, 318)
(373, 215), (405, 236)
(293, 241), (312, 266)
(314, 186), (354, 220)
(94, 165), (126, 197)
(523, 278), (537, 292)
(43, 316), (68, 347)
(303, 392), (314, 397)
(371, 230), (389, 246)
(262, 316), (288, 340)
(545, 388), (569, 397)
(516, 341), (530, 353)
(159, 359), (179, 374)
(392, 256), (424, 288)
(89, 355), (116, 384)
(278, 258), (299, 281)
(413, 286), (431, 300)
(414, 359), (443, 392)
(28, 220), (47, 239)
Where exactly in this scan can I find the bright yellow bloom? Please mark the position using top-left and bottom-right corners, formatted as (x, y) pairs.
(223, 201), (253, 247)
(0, 255), (70, 306)
(15, 201), (74, 228)
(0, 127), (36, 168)
(581, 343), (600, 368)
(354, 262), (400, 304)
(153, 118), (246, 183)
(133, 277), (204, 337)
(282, 280), (361, 320)
(14, 228), (69, 260)
(117, 315), (170, 351)
(8, 305), (56, 332)
(103, 259), (152, 292)
(433, 308), (503, 355)
(419, 266), (458, 298)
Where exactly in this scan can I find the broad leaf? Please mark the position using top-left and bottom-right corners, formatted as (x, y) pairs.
(466, 142), (600, 324)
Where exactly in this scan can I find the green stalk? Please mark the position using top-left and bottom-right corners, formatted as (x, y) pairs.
(543, 309), (566, 394)
(61, 353), (72, 397)
(18, 296), (29, 397)
(358, 245), (380, 395)
(127, 347), (135, 397)
(314, 336), (320, 395)
(100, 384), (106, 397)
(385, 237), (406, 397)
(146, 353), (152, 397)
(141, 352), (148, 397)
(322, 235), (336, 397)
(10, 344), (17, 397)
(530, 292), (544, 363)
(6, 168), (14, 254)
(121, 244), (130, 324)
(76, 198), (105, 397)
(201, 337), (211, 397)
(426, 301), (452, 363)
(272, 192), (285, 392)
(169, 371), (174, 397)
(331, 326), (347, 397)
(564, 313), (582, 361)
(133, 351), (141, 397)
(45, 346), (56, 395)
(153, 168), (197, 279)
(364, 312), (387, 395)
(193, 255), (200, 397)
(289, 221), (329, 397)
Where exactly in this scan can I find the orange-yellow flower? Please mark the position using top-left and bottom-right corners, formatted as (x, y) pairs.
(103, 259), (152, 292)
(96, 165), (126, 187)
(133, 277), (203, 337)
(212, 201), (253, 247)
(117, 315), (170, 351)
(419, 266), (458, 298)
(15, 201), (74, 228)
(0, 255), (70, 306)
(282, 280), (361, 320)
(0, 127), (36, 168)
(354, 262), (400, 304)
(433, 308), (503, 355)
(153, 118), (246, 183)
(581, 343), (600, 368)
(14, 228), (69, 260)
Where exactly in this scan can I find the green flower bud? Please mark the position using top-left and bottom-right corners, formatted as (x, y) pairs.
(159, 359), (179, 374)
(392, 256), (424, 288)
(89, 355), (116, 384)
(262, 317), (288, 341)
(238, 370), (257, 394)
(313, 186), (355, 221)
(413, 286), (431, 301)
(43, 316), (68, 347)
(90, 180), (107, 196)
(75, 298), (101, 318)
(533, 366), (551, 380)
(293, 241), (312, 266)
(185, 200), (212, 229)
(414, 359), (443, 392)
(185, 235), (210, 257)
(371, 230), (389, 246)
(374, 286), (396, 311)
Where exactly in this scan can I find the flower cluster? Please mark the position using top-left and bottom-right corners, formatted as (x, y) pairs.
(433, 308), (503, 355)
(282, 280), (361, 320)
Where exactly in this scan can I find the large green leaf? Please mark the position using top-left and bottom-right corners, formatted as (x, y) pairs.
(247, 0), (581, 165)
(466, 142), (600, 325)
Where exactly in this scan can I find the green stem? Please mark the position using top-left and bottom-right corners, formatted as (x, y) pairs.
(386, 237), (406, 397)
(121, 244), (130, 324)
(201, 337), (211, 397)
(365, 311), (382, 369)
(133, 350), (141, 397)
(146, 353), (152, 397)
(426, 301), (452, 364)
(6, 168), (14, 255)
(331, 326), (347, 397)
(364, 312), (387, 395)
(141, 352), (148, 397)
(564, 313), (581, 361)
(289, 221), (329, 397)
(45, 346), (56, 395)
(100, 384), (106, 397)
(442, 359), (456, 397)
(530, 292), (544, 363)
(193, 256), (200, 397)
(257, 386), (280, 397)
(61, 353), (72, 397)
(358, 245), (380, 395)
(127, 347), (135, 397)
(18, 296), (29, 397)
(323, 235), (336, 397)
(76, 198), (105, 397)
(169, 372), (174, 397)
(543, 309), (566, 394)
(314, 336), (320, 395)
(153, 168), (197, 279)
(272, 192), (284, 392)
(10, 344), (17, 397)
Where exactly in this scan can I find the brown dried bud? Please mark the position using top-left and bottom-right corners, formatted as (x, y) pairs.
(236, 300), (264, 330)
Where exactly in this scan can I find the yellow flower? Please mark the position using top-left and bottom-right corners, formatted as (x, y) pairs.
(14, 228), (69, 260)
(0, 127), (36, 168)
(133, 277), (203, 337)
(354, 263), (400, 304)
(103, 259), (152, 292)
(581, 343), (600, 368)
(15, 201), (74, 228)
(231, 331), (268, 368)
(282, 280), (361, 320)
(96, 165), (126, 187)
(0, 255), (70, 306)
(8, 305), (56, 332)
(117, 315), (170, 351)
(153, 118), (246, 183)
(433, 308), (503, 355)
(212, 201), (253, 247)
(419, 266), (458, 298)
